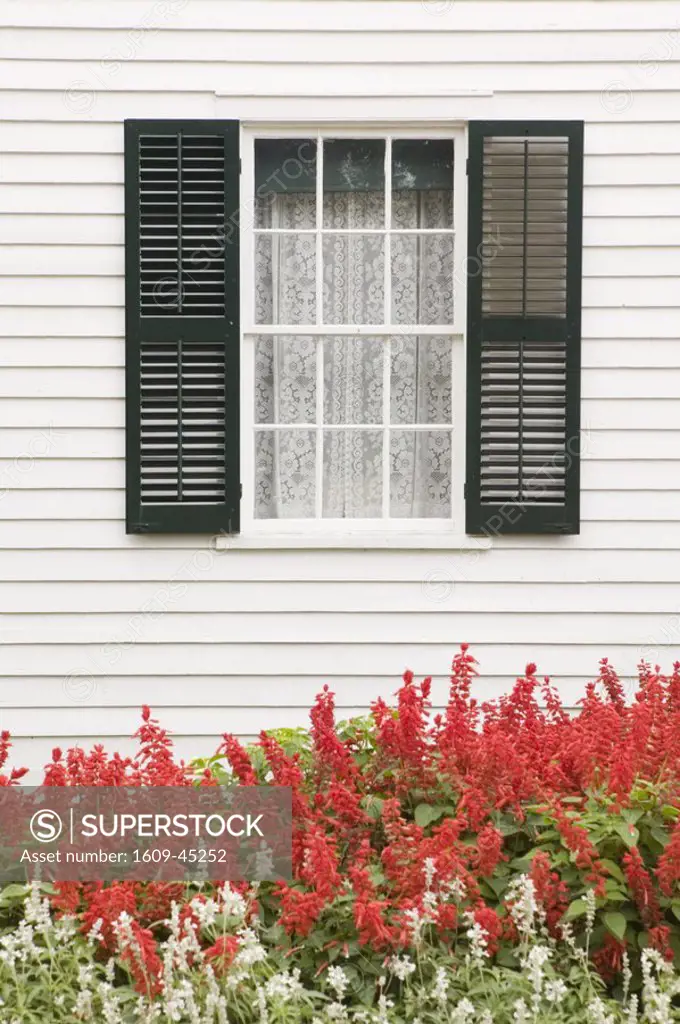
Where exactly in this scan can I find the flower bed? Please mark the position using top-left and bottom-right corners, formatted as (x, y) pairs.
(2, 646), (680, 1022)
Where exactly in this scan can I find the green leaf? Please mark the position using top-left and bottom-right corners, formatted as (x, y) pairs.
(651, 827), (670, 849)
(487, 875), (510, 897)
(615, 821), (639, 848)
(413, 803), (447, 828)
(414, 803), (436, 828)
(603, 911), (627, 942)
(600, 858), (625, 883)
(565, 899), (588, 920)
(494, 815), (522, 836)
(368, 865), (386, 887)
(363, 795), (384, 821)
(669, 933), (680, 962)
(495, 946), (519, 968)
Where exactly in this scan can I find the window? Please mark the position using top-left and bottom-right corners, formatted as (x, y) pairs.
(124, 119), (583, 539)
(241, 129), (466, 534)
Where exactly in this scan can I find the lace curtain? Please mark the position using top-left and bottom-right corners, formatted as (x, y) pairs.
(255, 190), (453, 519)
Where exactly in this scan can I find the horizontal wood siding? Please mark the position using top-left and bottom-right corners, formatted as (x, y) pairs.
(1, 0), (679, 776)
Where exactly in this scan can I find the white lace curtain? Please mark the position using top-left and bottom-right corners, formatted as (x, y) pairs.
(255, 190), (453, 519)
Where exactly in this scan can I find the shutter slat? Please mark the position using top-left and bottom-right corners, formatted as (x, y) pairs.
(138, 132), (226, 319)
(466, 121), (583, 535)
(140, 337), (227, 505)
(125, 119), (240, 534)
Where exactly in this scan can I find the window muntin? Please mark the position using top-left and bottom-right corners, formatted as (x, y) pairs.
(243, 130), (464, 530)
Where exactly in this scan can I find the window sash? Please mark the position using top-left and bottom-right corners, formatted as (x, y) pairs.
(240, 124), (467, 534)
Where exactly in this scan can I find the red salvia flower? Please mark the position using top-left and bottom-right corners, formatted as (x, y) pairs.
(204, 934), (241, 976)
(624, 846), (661, 928)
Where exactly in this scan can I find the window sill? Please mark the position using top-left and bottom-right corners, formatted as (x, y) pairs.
(215, 534), (492, 551)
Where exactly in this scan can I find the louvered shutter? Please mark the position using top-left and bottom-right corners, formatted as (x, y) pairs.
(124, 120), (240, 534)
(466, 121), (583, 535)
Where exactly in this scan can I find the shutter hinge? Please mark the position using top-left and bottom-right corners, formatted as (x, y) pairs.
(463, 482), (467, 500)
(132, 522), (152, 533)
(240, 483), (243, 499)
(239, 157), (242, 174)
(466, 157), (470, 175)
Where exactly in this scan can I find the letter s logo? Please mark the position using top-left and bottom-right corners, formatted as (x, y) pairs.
(30, 809), (63, 843)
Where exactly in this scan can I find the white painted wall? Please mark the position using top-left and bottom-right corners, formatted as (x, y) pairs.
(1, 0), (679, 776)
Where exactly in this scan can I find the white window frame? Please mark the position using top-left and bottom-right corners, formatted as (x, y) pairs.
(222, 122), (485, 551)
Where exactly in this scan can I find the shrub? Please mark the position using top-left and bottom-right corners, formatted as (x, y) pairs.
(2, 646), (680, 1021)
(1, 877), (674, 1023)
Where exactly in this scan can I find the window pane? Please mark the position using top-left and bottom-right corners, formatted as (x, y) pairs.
(323, 235), (384, 324)
(391, 234), (453, 325)
(255, 139), (317, 229)
(391, 336), (452, 424)
(323, 430), (382, 518)
(255, 233), (316, 324)
(255, 429), (316, 518)
(255, 336), (316, 424)
(390, 430), (452, 518)
(323, 139), (385, 228)
(323, 337), (383, 424)
(392, 139), (453, 229)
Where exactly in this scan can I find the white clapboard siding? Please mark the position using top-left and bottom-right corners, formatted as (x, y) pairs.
(0, 248), (123, 275)
(0, 644), (662, 680)
(7, 61), (680, 95)
(4, 2), (678, 31)
(2, 0), (680, 762)
(1, 549), (680, 584)
(0, 611), (675, 647)
(0, 428), (122, 457)
(2, 29), (678, 64)
(1, 153), (123, 184)
(0, 399), (122, 427)
(0, 214), (124, 246)
(584, 218), (680, 246)
(583, 342), (680, 368)
(7, 90), (680, 124)
(3, 520), (680, 550)
(1, 521), (680, 550)
(1, 580), (680, 615)
(584, 432), (680, 459)
(0, 675), (626, 711)
(0, 341), (122, 368)
(0, 308), (123, 336)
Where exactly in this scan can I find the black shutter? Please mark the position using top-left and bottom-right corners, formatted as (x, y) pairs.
(124, 120), (240, 534)
(466, 121), (583, 535)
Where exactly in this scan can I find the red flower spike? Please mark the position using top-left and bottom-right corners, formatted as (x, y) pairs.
(0, 643), (678, 987)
